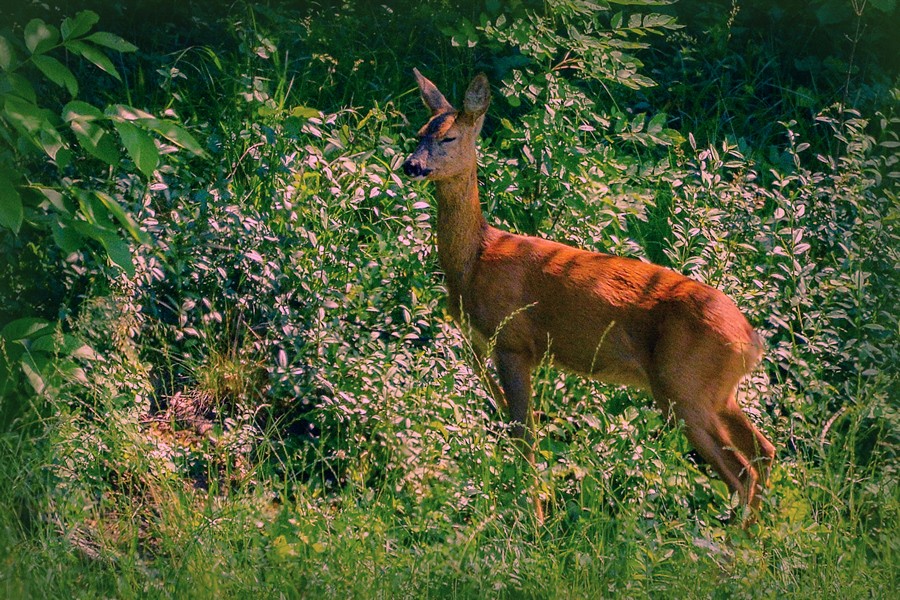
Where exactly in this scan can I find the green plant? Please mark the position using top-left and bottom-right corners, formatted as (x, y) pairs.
(0, 10), (208, 402)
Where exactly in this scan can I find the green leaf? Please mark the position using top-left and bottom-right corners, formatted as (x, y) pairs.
(38, 126), (67, 161)
(84, 31), (137, 53)
(1, 318), (53, 342)
(37, 187), (70, 214)
(51, 219), (82, 253)
(612, 12), (623, 29)
(20, 354), (47, 395)
(24, 19), (59, 55)
(290, 106), (320, 119)
(0, 35), (16, 70)
(816, 0), (852, 25)
(63, 99), (104, 121)
(63, 102), (120, 165)
(109, 104), (155, 121)
(65, 40), (121, 81)
(72, 218), (111, 241)
(3, 72), (37, 102)
(142, 118), (206, 156)
(114, 120), (159, 177)
(0, 171), (23, 233)
(31, 54), (79, 96)
(75, 189), (113, 229)
(4, 95), (48, 135)
(55, 148), (73, 169)
(98, 231), (135, 277)
(70, 217), (135, 276)
(647, 112), (666, 134)
(31, 333), (96, 360)
(94, 190), (150, 244)
(4, 97), (62, 158)
(61, 10), (100, 40)
(70, 118), (120, 166)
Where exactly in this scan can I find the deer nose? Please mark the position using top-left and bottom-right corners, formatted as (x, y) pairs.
(402, 158), (432, 179)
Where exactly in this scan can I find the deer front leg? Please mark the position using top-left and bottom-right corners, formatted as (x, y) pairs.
(494, 350), (544, 525)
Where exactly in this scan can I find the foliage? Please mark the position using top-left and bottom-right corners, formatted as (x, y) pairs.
(0, 9), (206, 409)
(0, 1), (897, 598)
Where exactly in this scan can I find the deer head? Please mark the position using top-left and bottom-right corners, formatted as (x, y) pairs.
(402, 69), (491, 181)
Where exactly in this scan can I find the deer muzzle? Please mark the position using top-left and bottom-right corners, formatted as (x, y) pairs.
(402, 156), (432, 179)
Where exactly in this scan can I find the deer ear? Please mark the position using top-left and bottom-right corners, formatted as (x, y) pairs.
(463, 73), (490, 118)
(413, 68), (453, 115)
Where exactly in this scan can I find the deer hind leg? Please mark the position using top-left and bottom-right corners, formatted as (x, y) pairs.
(650, 322), (774, 517)
(719, 396), (776, 498)
(665, 401), (758, 506)
(650, 377), (765, 513)
(494, 349), (544, 524)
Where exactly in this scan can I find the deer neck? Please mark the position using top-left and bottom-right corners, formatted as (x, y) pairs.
(434, 167), (488, 301)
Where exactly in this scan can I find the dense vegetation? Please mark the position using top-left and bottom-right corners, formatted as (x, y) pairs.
(1, 0), (897, 597)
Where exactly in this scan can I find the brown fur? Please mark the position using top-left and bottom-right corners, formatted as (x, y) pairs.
(402, 69), (776, 524)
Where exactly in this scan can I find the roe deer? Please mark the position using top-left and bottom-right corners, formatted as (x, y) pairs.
(402, 69), (775, 524)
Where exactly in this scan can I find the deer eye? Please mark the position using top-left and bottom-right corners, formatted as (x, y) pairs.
(440, 137), (457, 144)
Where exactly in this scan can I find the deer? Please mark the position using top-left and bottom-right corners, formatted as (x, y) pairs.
(401, 68), (776, 525)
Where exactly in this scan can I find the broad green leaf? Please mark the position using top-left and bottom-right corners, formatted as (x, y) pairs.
(29, 335), (59, 354)
(0, 171), (23, 233)
(4, 95), (48, 134)
(63, 99), (104, 121)
(816, 0), (852, 25)
(55, 147), (73, 169)
(84, 31), (137, 53)
(98, 231), (135, 277)
(72, 218), (113, 241)
(643, 13), (679, 29)
(37, 187), (70, 214)
(24, 19), (59, 55)
(94, 190), (151, 244)
(0, 35), (16, 70)
(70, 118), (120, 165)
(57, 360), (88, 385)
(611, 12), (623, 29)
(71, 216), (136, 276)
(38, 126), (67, 161)
(31, 54), (78, 96)
(647, 112), (666, 134)
(114, 120), (159, 178)
(51, 219), (82, 253)
(61, 10), (99, 40)
(1, 318), (53, 342)
(109, 104), (155, 121)
(31, 333), (97, 360)
(75, 189), (113, 229)
(3, 96), (64, 158)
(3, 72), (37, 102)
(142, 118), (206, 156)
(65, 40), (121, 81)
(20, 355), (47, 395)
